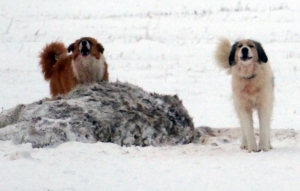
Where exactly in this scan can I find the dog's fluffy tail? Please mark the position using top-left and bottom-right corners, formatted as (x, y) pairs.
(215, 38), (232, 71)
(39, 42), (67, 81)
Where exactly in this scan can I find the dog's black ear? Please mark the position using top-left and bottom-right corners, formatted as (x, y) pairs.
(228, 42), (238, 66)
(67, 43), (75, 53)
(254, 41), (268, 63)
(97, 43), (104, 54)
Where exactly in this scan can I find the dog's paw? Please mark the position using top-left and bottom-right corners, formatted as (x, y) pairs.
(240, 138), (248, 150)
(247, 143), (258, 153)
(248, 147), (259, 153)
(258, 142), (272, 152)
(241, 145), (259, 152)
(240, 144), (248, 150)
(241, 139), (258, 152)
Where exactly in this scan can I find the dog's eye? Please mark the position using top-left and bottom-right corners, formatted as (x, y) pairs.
(249, 45), (254, 48)
(238, 45), (242, 48)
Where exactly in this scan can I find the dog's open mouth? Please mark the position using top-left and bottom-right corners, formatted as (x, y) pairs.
(240, 56), (252, 61)
(80, 46), (90, 56)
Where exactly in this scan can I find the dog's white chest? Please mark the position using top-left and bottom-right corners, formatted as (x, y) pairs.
(72, 55), (105, 84)
(233, 78), (262, 107)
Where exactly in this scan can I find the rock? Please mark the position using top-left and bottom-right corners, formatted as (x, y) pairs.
(0, 81), (209, 148)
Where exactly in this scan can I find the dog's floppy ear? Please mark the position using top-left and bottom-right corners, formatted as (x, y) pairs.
(228, 42), (238, 66)
(97, 43), (104, 54)
(254, 41), (268, 63)
(67, 43), (75, 53)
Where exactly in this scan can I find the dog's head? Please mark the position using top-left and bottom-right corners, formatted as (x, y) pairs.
(229, 39), (268, 66)
(67, 37), (104, 60)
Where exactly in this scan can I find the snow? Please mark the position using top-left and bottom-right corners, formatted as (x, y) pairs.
(0, 0), (300, 190)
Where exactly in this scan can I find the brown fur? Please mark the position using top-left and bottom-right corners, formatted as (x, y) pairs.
(215, 38), (274, 152)
(39, 37), (109, 98)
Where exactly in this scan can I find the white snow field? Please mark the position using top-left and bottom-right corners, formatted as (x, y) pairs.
(1, 0), (300, 190)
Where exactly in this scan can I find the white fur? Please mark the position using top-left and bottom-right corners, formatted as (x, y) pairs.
(72, 54), (106, 84)
(215, 38), (274, 152)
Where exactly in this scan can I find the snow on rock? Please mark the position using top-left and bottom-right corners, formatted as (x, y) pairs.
(0, 81), (211, 148)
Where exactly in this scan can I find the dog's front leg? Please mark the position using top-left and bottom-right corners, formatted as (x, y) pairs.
(240, 123), (248, 150)
(238, 109), (257, 152)
(258, 106), (272, 151)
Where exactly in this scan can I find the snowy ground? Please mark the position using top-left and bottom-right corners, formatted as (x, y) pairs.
(1, 0), (300, 190)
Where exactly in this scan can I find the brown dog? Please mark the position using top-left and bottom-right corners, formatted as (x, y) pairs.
(215, 38), (274, 152)
(39, 37), (109, 98)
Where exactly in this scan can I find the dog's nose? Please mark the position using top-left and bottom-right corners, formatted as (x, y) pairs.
(80, 40), (90, 56)
(241, 47), (248, 55)
(81, 40), (87, 47)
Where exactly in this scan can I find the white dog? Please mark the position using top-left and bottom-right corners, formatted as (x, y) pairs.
(215, 38), (274, 152)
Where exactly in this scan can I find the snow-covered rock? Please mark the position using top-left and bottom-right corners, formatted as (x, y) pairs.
(0, 81), (209, 148)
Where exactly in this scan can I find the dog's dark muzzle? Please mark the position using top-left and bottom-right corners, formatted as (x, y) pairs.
(80, 40), (90, 56)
